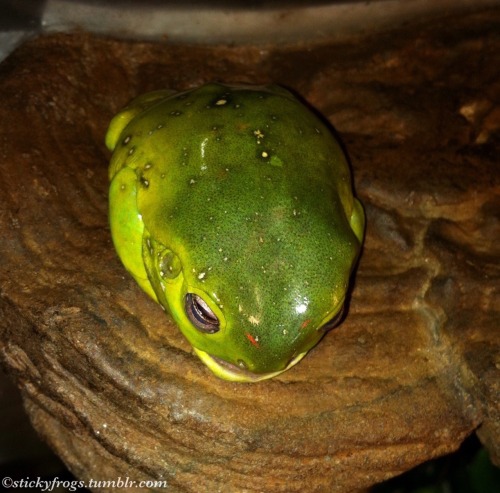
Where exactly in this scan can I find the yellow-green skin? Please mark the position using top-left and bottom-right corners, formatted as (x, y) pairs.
(106, 83), (364, 382)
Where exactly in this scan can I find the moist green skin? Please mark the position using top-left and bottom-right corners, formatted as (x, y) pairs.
(106, 83), (364, 382)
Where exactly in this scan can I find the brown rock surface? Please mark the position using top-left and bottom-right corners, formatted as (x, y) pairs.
(0, 8), (499, 493)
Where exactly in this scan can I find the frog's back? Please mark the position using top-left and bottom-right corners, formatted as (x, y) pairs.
(108, 83), (356, 242)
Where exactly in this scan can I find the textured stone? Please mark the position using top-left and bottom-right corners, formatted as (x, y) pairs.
(0, 8), (498, 492)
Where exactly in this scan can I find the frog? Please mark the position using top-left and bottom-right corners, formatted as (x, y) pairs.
(105, 83), (364, 382)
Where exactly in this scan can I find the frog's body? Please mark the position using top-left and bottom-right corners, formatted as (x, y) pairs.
(106, 83), (364, 382)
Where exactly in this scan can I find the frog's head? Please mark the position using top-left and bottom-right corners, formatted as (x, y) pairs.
(142, 200), (362, 382)
(107, 83), (364, 382)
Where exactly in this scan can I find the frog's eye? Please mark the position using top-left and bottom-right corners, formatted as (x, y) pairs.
(319, 305), (345, 333)
(185, 293), (220, 333)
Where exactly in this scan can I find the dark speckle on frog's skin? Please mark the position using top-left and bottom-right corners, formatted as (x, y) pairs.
(105, 83), (365, 382)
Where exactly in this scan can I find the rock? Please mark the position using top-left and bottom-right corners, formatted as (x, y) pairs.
(0, 8), (498, 492)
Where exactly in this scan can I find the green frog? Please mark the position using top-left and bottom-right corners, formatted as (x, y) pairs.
(106, 83), (364, 382)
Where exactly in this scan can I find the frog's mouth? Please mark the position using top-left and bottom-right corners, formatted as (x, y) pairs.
(193, 348), (307, 383)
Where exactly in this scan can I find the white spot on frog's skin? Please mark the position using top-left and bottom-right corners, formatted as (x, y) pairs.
(254, 129), (265, 144)
(189, 179), (196, 185)
(200, 137), (209, 160)
(248, 315), (260, 326)
(122, 135), (131, 145)
(144, 163), (152, 170)
(215, 99), (227, 106)
(198, 272), (206, 280)
(238, 304), (243, 313)
(283, 329), (288, 335)
(128, 147), (135, 156)
(157, 124), (163, 129)
(261, 151), (269, 158)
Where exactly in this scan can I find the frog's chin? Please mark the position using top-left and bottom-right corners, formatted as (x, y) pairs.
(193, 348), (307, 383)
